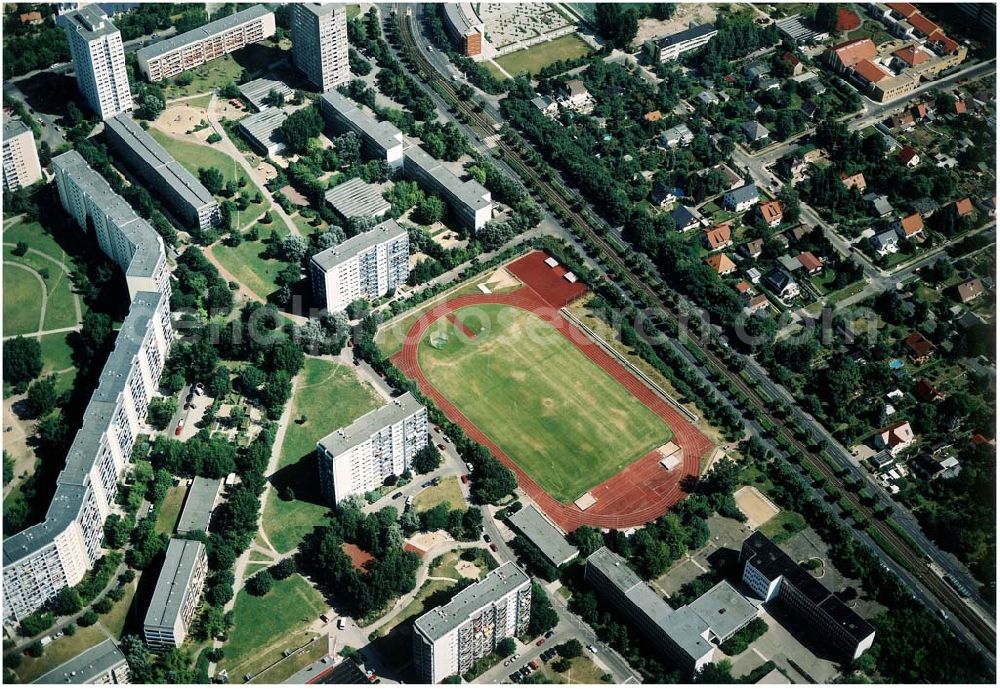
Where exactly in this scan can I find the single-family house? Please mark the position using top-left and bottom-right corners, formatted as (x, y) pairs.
(801, 99), (819, 120)
(743, 60), (770, 81)
(723, 183), (759, 212)
(741, 120), (770, 142)
(778, 254), (803, 273)
(745, 98), (762, 116)
(783, 156), (808, 184)
(560, 79), (591, 109)
(531, 95), (559, 117)
(912, 102), (930, 120)
(954, 197), (974, 218)
(913, 452), (961, 480)
(887, 111), (916, 130)
(702, 223), (733, 251)
(898, 146), (920, 167)
(671, 204), (705, 232)
(713, 163), (743, 190)
(910, 197), (939, 217)
(735, 280), (753, 303)
(763, 268), (799, 300)
(874, 420), (915, 456)
(914, 379), (945, 403)
(785, 223), (810, 243)
(747, 293), (770, 313)
(782, 51), (804, 76)
(797, 251), (823, 275)
(660, 123), (695, 148)
(894, 212), (924, 239)
(955, 278), (984, 303)
(644, 110), (663, 122)
(758, 200), (784, 227)
(840, 172), (867, 192)
(757, 77), (782, 91)
(650, 181), (683, 207)
(747, 267), (762, 284)
(705, 253), (737, 276)
(904, 331), (935, 364)
(696, 90), (719, 107)
(974, 196), (996, 218)
(741, 238), (764, 259)
(871, 229), (900, 255)
(864, 193), (893, 217)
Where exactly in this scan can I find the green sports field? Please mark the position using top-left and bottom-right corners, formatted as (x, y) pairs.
(417, 304), (672, 503)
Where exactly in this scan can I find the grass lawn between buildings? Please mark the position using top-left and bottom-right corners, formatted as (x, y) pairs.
(495, 34), (592, 76)
(154, 483), (188, 536)
(412, 476), (465, 512)
(3, 264), (41, 336)
(3, 219), (80, 335)
(417, 304), (673, 503)
(261, 358), (383, 554)
(219, 573), (326, 682)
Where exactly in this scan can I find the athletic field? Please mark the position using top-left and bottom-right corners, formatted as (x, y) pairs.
(417, 304), (673, 503)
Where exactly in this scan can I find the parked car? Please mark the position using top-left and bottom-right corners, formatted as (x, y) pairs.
(529, 660), (539, 670)
(338, 618), (346, 630)
(490, 543), (498, 552)
(437, 444), (446, 450)
(483, 533), (491, 543)
(544, 631), (554, 639)
(586, 644), (598, 654)
(535, 638), (544, 646)
(392, 491), (403, 500)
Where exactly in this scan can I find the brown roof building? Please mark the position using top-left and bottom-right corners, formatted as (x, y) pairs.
(955, 278), (984, 303)
(826, 38), (878, 72)
(914, 379), (945, 403)
(840, 172), (867, 192)
(893, 45), (930, 67)
(758, 200), (784, 227)
(896, 212), (924, 237)
(797, 251), (823, 274)
(955, 197), (974, 217)
(904, 332), (935, 363)
(705, 253), (736, 276)
(702, 223), (733, 250)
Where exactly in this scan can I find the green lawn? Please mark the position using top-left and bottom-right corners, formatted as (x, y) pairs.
(261, 358), (382, 553)
(160, 55), (244, 100)
(7, 625), (109, 682)
(210, 227), (292, 301)
(417, 304), (673, 503)
(760, 510), (807, 544)
(39, 332), (74, 373)
(495, 34), (592, 76)
(413, 476), (465, 512)
(220, 573), (326, 681)
(4, 245), (78, 331)
(3, 264), (42, 336)
(376, 280), (489, 358)
(155, 484), (188, 535)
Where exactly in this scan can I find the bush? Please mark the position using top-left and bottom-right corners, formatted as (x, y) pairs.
(245, 570), (274, 596)
(63, 623), (76, 637)
(92, 597), (113, 614)
(207, 132), (222, 144)
(552, 657), (572, 673)
(77, 610), (99, 627)
(26, 640), (44, 658)
(496, 637), (516, 657)
(18, 610), (54, 637)
(269, 558), (296, 580)
(556, 639), (582, 659)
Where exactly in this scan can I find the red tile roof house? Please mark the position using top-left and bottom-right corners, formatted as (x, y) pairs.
(705, 253), (737, 276)
(954, 197), (975, 218)
(898, 146), (920, 167)
(904, 331), (935, 364)
(914, 379), (945, 403)
(953, 99), (968, 115)
(955, 278), (984, 303)
(747, 293), (770, 313)
(875, 420), (915, 456)
(702, 223), (733, 251)
(840, 172), (867, 192)
(758, 200), (784, 228)
(797, 251), (824, 275)
(735, 280), (753, 304)
(894, 212), (924, 239)
(911, 102), (930, 120)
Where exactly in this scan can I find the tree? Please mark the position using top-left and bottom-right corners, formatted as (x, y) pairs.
(568, 526), (604, 558)
(49, 587), (83, 616)
(594, 4), (639, 49)
(26, 640), (44, 658)
(198, 167), (225, 195)
(415, 194), (446, 225)
(18, 610), (54, 637)
(527, 581), (558, 636)
(146, 397), (176, 431)
(556, 639), (582, 659)
(4, 336), (42, 386)
(412, 444), (442, 473)
(278, 234), (309, 262)
(270, 558), (295, 580)
(25, 376), (59, 418)
(496, 637), (516, 657)
(471, 455), (517, 505)
(814, 4), (840, 33)
(552, 657), (571, 673)
(77, 610), (99, 627)
(280, 105), (324, 154)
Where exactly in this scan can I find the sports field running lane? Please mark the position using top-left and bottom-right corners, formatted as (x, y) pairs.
(393, 252), (714, 531)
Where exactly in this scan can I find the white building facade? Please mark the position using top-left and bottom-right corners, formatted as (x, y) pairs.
(309, 218), (410, 313)
(317, 393), (427, 505)
(62, 5), (133, 120)
(291, 3), (350, 92)
(2, 117), (42, 192)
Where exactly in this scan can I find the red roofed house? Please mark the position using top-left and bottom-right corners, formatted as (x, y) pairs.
(797, 251), (823, 275)
(851, 59), (892, 87)
(782, 52), (804, 76)
(915, 379), (945, 403)
(747, 293), (769, 314)
(898, 146), (920, 167)
(955, 197), (974, 217)
(19, 11), (43, 24)
(875, 420), (915, 456)
(825, 38), (878, 74)
(954, 99), (968, 115)
(644, 110), (662, 122)
(758, 200), (784, 227)
(907, 13), (940, 39)
(912, 102), (929, 120)
(705, 253), (736, 276)
(955, 278), (984, 303)
(836, 8), (861, 32)
(904, 331), (935, 364)
(702, 223), (733, 251)
(895, 212), (924, 239)
(886, 2), (918, 19)
(893, 44), (930, 68)
(970, 434), (996, 449)
(840, 172), (867, 192)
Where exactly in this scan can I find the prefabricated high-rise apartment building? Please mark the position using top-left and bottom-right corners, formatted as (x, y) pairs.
(2, 116), (42, 191)
(62, 5), (133, 119)
(291, 3), (350, 92)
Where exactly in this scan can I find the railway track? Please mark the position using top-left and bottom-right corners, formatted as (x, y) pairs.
(391, 8), (995, 653)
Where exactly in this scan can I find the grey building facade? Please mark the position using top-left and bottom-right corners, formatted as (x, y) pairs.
(144, 538), (209, 650)
(291, 3), (349, 92)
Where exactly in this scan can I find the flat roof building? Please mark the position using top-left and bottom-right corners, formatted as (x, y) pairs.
(310, 218), (409, 314)
(175, 477), (223, 536)
(324, 177), (391, 221)
(33, 638), (130, 684)
(442, 3), (485, 60)
(740, 531), (875, 661)
(317, 392), (427, 505)
(62, 5), (133, 119)
(413, 562), (531, 683)
(291, 3), (349, 92)
(3, 116), (42, 192)
(644, 22), (717, 62)
(144, 538), (208, 650)
(509, 505), (579, 568)
(136, 5), (275, 82)
(238, 77), (294, 112)
(319, 90), (405, 169)
(402, 145), (492, 232)
(239, 108), (288, 157)
(105, 115), (220, 231)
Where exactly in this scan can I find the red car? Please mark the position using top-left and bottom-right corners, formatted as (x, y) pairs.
(535, 638), (544, 647)
(489, 543), (498, 552)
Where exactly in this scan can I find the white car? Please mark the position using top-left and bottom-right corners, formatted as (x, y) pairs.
(587, 644), (598, 654)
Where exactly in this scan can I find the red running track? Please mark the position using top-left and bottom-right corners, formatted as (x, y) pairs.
(393, 253), (713, 531)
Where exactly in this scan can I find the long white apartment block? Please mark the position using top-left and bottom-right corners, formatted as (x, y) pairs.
(2, 116), (42, 192)
(2, 151), (172, 623)
(291, 3), (350, 92)
(104, 115), (220, 231)
(135, 5), (275, 82)
(413, 563), (532, 683)
(316, 392), (427, 505)
(319, 90), (405, 169)
(309, 218), (409, 313)
(62, 5), (132, 120)
(402, 145), (492, 232)
(143, 538), (208, 650)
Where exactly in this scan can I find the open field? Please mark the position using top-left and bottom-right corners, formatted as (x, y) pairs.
(155, 483), (188, 535)
(3, 265), (41, 336)
(210, 225), (291, 301)
(413, 476), (465, 512)
(3, 220), (80, 334)
(8, 625), (109, 682)
(261, 358), (382, 553)
(543, 655), (611, 683)
(376, 281), (488, 358)
(495, 34), (592, 76)
(417, 304), (673, 503)
(220, 573), (326, 681)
